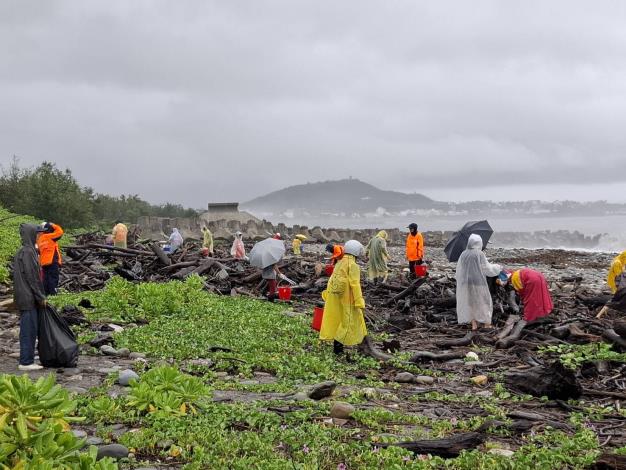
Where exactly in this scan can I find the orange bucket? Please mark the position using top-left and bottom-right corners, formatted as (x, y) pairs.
(324, 264), (334, 276)
(414, 264), (428, 277)
(311, 306), (324, 331)
(277, 286), (292, 301)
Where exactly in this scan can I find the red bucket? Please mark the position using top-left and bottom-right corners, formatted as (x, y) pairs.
(311, 306), (324, 331)
(324, 264), (334, 276)
(277, 286), (292, 301)
(414, 264), (428, 277)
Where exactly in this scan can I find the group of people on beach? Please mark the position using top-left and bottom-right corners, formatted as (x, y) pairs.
(12, 218), (625, 369)
(297, 223), (556, 355)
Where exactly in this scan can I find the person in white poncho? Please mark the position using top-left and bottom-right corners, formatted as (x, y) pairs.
(455, 234), (502, 330)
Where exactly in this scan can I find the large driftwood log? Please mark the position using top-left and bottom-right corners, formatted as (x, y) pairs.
(160, 261), (198, 272)
(505, 362), (582, 400)
(410, 350), (466, 363)
(378, 432), (485, 458)
(496, 319), (527, 349)
(497, 315), (521, 340)
(435, 331), (476, 348)
(384, 278), (427, 307)
(592, 452), (626, 470)
(148, 242), (171, 266)
(66, 244), (153, 256)
(359, 336), (393, 361)
(603, 329), (626, 350)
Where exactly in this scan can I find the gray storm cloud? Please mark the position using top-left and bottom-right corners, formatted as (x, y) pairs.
(1, 0), (625, 206)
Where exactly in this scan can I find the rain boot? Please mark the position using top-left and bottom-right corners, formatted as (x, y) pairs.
(333, 340), (344, 355)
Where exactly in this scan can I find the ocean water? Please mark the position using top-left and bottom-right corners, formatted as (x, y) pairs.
(270, 214), (626, 252)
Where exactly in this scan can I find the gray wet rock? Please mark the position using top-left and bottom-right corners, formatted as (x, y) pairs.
(86, 436), (104, 446)
(117, 369), (139, 386)
(100, 345), (118, 356)
(66, 386), (88, 395)
(308, 381), (337, 400)
(96, 444), (129, 460)
(156, 439), (174, 449)
(129, 352), (146, 360)
(393, 372), (416, 383)
(292, 392), (311, 401)
(72, 430), (88, 439)
(116, 348), (131, 357)
(414, 376), (436, 385)
(330, 402), (355, 419)
(189, 358), (213, 367)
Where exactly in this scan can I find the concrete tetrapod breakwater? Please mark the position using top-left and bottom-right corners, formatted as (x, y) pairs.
(136, 216), (603, 250)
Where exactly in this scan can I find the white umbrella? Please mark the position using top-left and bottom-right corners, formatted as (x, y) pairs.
(249, 238), (286, 269)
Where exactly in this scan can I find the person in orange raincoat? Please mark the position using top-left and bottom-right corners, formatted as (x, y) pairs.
(112, 221), (129, 249)
(37, 222), (64, 295)
(405, 223), (424, 278)
(326, 243), (344, 266)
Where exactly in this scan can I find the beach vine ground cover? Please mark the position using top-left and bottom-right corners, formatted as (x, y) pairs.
(41, 277), (615, 468)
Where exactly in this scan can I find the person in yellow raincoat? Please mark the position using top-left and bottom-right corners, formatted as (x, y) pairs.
(366, 230), (390, 283)
(201, 226), (214, 256)
(320, 240), (367, 355)
(292, 234), (306, 256)
(597, 250), (626, 318)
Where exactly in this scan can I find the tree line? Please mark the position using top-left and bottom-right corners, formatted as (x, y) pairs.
(0, 158), (198, 228)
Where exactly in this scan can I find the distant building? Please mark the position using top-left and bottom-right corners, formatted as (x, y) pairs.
(201, 202), (261, 224)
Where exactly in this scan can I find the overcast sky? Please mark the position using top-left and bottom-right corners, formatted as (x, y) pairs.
(2, 1), (626, 207)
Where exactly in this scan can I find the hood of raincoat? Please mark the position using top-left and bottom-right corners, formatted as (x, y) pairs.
(344, 240), (364, 257)
(608, 250), (626, 293)
(466, 234), (483, 250)
(20, 224), (41, 248)
(376, 230), (388, 240)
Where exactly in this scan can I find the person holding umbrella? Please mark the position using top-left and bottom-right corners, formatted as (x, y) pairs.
(249, 237), (296, 301)
(406, 223), (424, 278)
(444, 220), (493, 263)
(455, 234), (502, 330)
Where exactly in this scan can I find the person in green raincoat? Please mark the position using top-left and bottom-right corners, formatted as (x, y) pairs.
(201, 226), (214, 256)
(366, 230), (390, 283)
(320, 240), (368, 355)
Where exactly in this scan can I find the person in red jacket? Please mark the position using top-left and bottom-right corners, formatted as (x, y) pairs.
(37, 222), (64, 295)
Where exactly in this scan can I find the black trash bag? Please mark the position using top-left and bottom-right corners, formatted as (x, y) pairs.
(38, 305), (79, 368)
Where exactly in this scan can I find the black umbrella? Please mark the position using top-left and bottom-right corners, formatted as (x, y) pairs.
(444, 220), (494, 262)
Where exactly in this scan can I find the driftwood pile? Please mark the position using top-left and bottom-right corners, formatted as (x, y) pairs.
(55, 234), (626, 455)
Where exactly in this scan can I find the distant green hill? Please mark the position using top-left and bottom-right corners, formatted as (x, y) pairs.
(242, 178), (441, 215)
